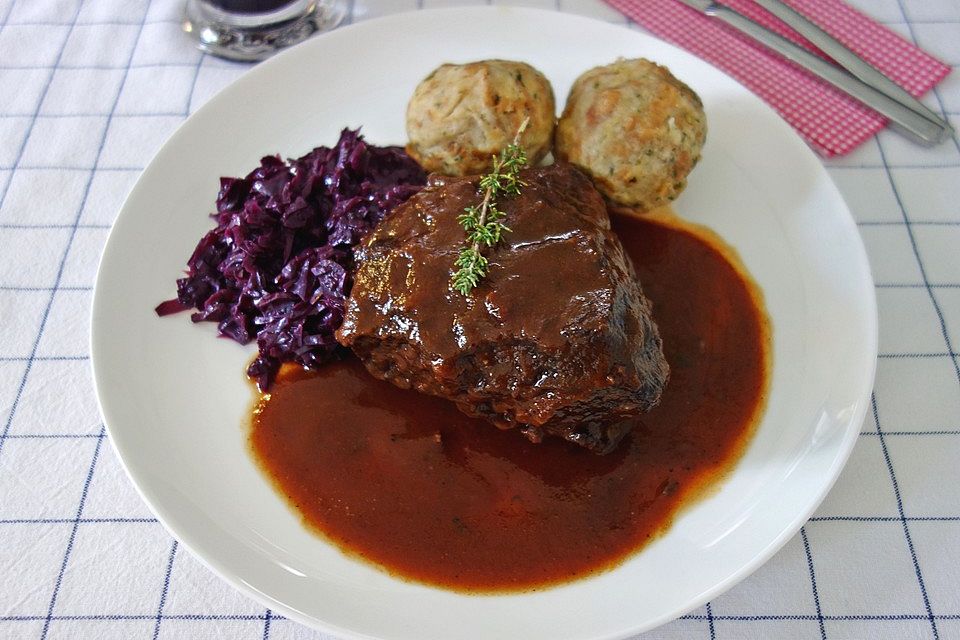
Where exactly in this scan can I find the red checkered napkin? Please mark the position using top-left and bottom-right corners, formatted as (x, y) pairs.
(603, 0), (952, 156)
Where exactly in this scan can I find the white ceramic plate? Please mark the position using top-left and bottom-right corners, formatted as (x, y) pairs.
(91, 7), (877, 639)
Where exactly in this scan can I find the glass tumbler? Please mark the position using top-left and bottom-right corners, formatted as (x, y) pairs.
(183, 0), (345, 62)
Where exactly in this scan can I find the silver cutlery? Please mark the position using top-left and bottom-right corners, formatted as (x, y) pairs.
(676, 0), (954, 145)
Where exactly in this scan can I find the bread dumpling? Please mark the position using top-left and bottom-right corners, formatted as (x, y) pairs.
(406, 60), (556, 176)
(556, 58), (706, 211)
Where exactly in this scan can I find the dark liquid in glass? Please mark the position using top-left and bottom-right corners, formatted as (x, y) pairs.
(206, 0), (297, 13)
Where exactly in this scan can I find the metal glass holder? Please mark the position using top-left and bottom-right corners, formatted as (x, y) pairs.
(183, 0), (345, 62)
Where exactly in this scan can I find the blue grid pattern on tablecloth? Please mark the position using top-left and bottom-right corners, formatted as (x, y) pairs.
(0, 0), (958, 638)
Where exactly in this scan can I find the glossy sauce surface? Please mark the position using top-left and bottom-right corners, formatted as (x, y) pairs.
(250, 212), (769, 592)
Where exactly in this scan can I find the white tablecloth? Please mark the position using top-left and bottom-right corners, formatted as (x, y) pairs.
(1, 0), (958, 638)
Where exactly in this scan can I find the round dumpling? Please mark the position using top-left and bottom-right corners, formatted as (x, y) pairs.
(555, 58), (706, 211)
(406, 60), (555, 176)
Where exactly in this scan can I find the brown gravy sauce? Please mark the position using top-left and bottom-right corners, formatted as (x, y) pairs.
(250, 211), (770, 592)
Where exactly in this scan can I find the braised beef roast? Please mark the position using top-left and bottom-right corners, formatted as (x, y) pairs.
(336, 164), (668, 453)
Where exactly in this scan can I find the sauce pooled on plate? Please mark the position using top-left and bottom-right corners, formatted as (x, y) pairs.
(250, 211), (769, 592)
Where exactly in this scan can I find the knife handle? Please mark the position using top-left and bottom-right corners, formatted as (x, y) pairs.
(709, 4), (948, 145)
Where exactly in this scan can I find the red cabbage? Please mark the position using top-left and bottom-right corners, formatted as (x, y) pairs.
(156, 128), (426, 389)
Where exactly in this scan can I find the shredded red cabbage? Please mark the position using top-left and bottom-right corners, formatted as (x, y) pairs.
(156, 128), (426, 389)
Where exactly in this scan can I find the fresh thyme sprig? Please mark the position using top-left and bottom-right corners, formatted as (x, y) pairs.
(451, 118), (530, 296)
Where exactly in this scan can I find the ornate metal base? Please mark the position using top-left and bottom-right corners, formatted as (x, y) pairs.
(183, 0), (345, 62)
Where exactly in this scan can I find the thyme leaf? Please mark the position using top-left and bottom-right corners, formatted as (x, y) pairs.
(451, 118), (530, 295)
